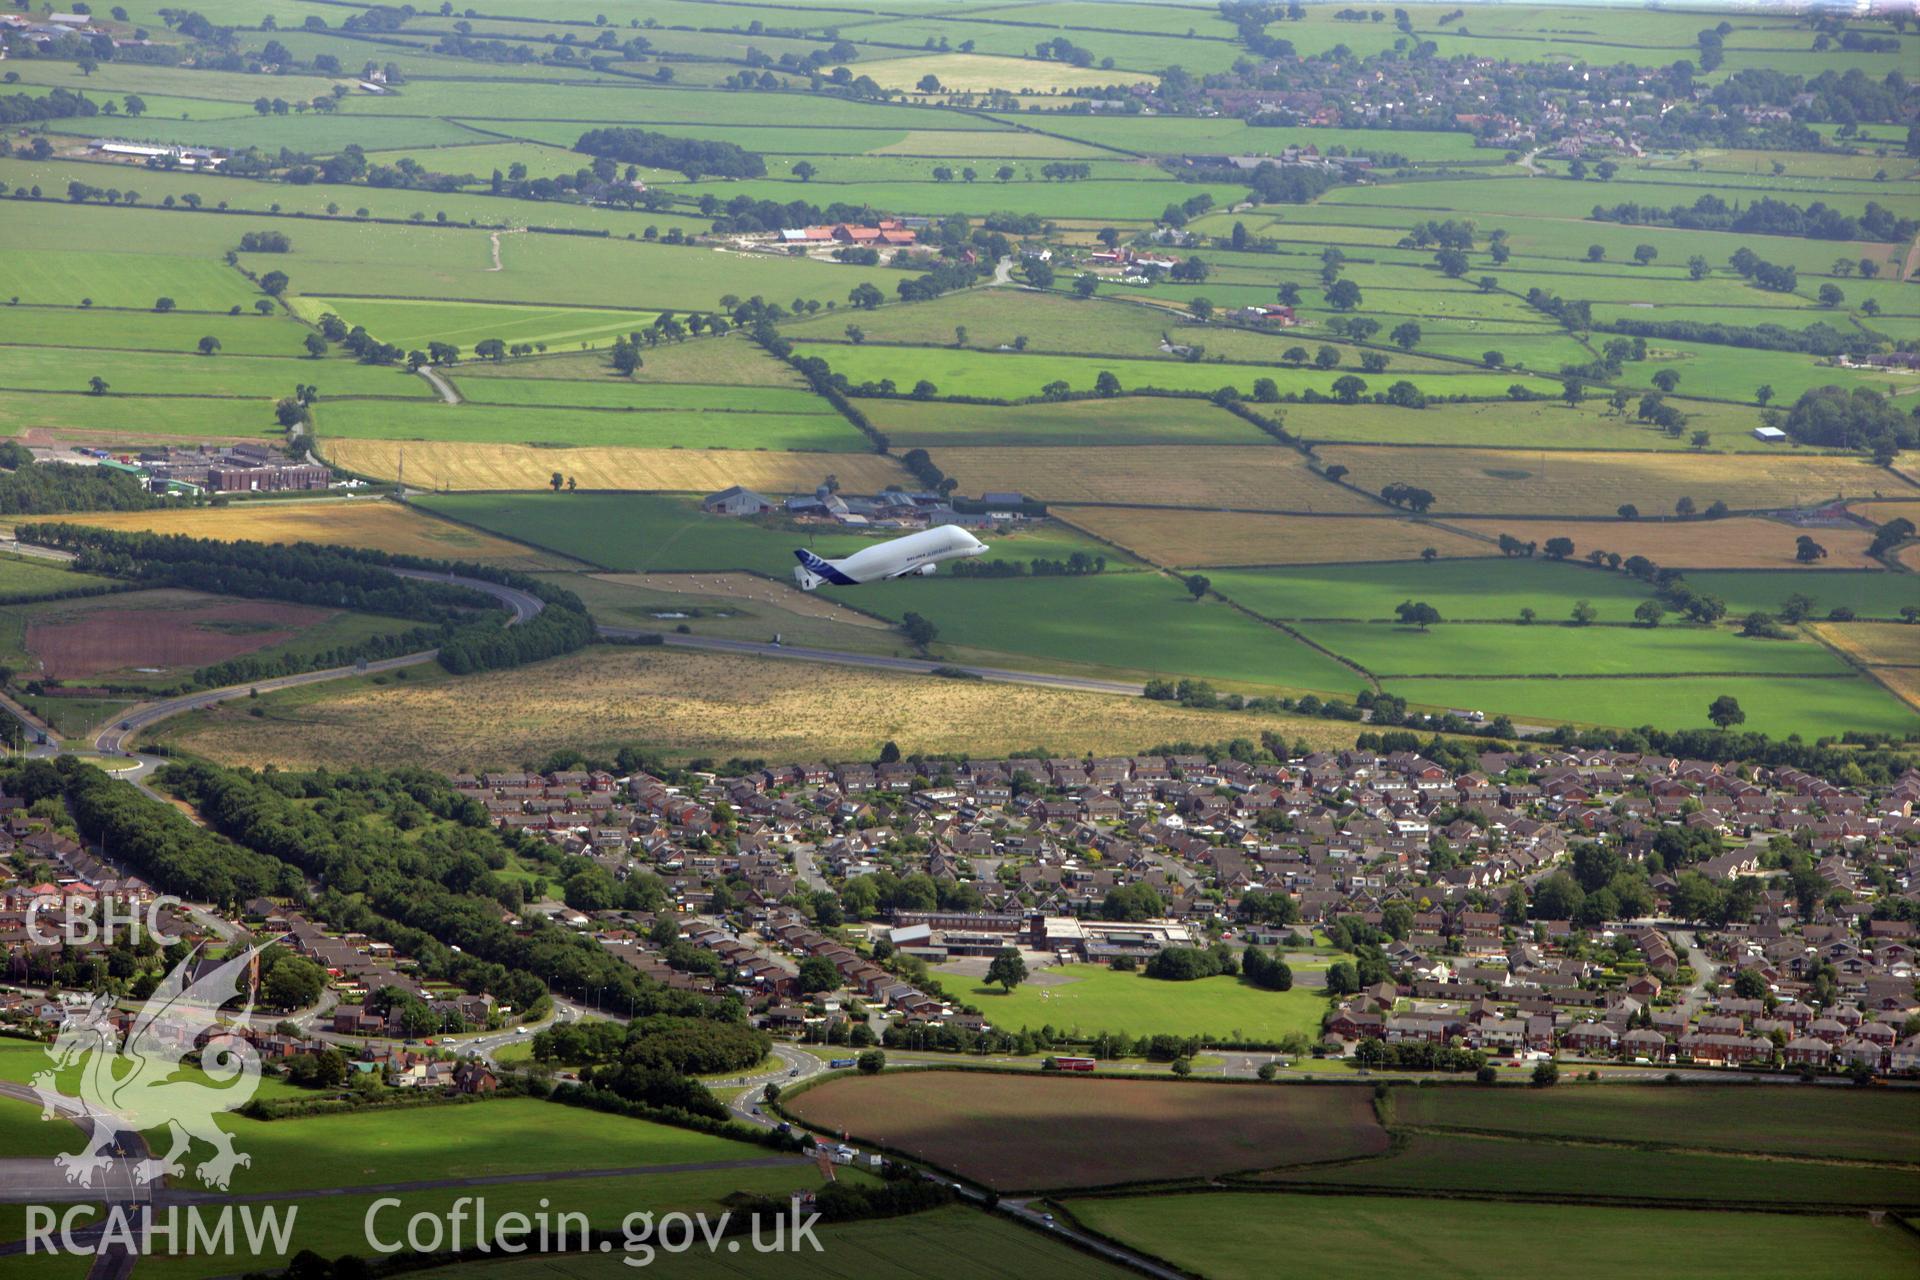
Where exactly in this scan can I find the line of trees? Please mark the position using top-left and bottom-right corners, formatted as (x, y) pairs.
(573, 128), (766, 180)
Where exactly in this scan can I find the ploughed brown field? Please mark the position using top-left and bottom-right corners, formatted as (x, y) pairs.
(27, 598), (332, 679)
(787, 1071), (1387, 1191)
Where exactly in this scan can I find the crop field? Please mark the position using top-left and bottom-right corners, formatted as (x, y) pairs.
(1057, 508), (1494, 567)
(149, 647), (1364, 770)
(1811, 621), (1920, 672)
(1064, 1191), (1919, 1280)
(1447, 517), (1887, 570)
(321, 438), (909, 494)
(417, 1207), (1135, 1280)
(860, 53), (1158, 94)
(25, 499), (578, 571)
(1274, 399), (1783, 453)
(788, 1072), (1386, 1191)
(1257, 1132), (1920, 1207)
(936, 962), (1326, 1044)
(863, 396), (1270, 447)
(1312, 446), (1914, 517)
(923, 446), (1379, 513)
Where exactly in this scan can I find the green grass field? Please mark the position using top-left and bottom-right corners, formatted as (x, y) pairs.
(0, 309), (322, 358)
(1064, 1191), (1919, 1280)
(935, 963), (1327, 1043)
(1259, 1132), (1920, 1207)
(1211, 559), (1660, 623)
(0, 346), (430, 400)
(1297, 621), (1851, 678)
(863, 395), (1271, 447)
(0, 553), (105, 602)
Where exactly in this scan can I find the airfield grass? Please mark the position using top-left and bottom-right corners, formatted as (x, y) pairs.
(1057, 509), (1494, 567)
(1257, 1131), (1920, 1207)
(1063, 1191), (1918, 1280)
(1447, 517), (1888, 570)
(924, 446), (1378, 513)
(21, 500), (577, 571)
(936, 963), (1326, 1044)
(1390, 1085), (1920, 1164)
(863, 396), (1270, 447)
(1312, 445), (1912, 516)
(1386, 672), (1914, 738)
(314, 399), (865, 452)
(1299, 621), (1850, 678)
(553, 572), (896, 657)
(403, 1207), (1136, 1280)
(321, 439), (908, 494)
(0, 1094), (84, 1158)
(149, 647), (1366, 771)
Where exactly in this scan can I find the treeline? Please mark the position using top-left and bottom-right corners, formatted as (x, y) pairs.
(1591, 194), (1916, 244)
(0, 757), (296, 909)
(0, 87), (101, 126)
(0, 457), (165, 515)
(535, 1015), (766, 1076)
(1590, 315), (1872, 358)
(16, 525), (595, 678)
(573, 128), (765, 180)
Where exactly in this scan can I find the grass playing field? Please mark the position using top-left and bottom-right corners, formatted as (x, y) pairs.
(935, 962), (1328, 1045)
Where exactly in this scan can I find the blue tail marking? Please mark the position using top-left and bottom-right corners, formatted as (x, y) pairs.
(795, 549), (857, 586)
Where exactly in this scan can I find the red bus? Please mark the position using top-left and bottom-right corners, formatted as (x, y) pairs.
(1053, 1056), (1096, 1072)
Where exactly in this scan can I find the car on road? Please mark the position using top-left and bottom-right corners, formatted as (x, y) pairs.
(788, 1067), (799, 1077)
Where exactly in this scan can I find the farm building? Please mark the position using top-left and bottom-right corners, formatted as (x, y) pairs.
(88, 139), (223, 169)
(702, 485), (775, 516)
(1752, 426), (1788, 443)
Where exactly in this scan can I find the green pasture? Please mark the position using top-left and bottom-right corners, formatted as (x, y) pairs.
(450, 340), (804, 388)
(1261, 1132), (1920, 1207)
(1679, 570), (1920, 620)
(0, 346), (428, 401)
(1063, 1192), (1920, 1280)
(0, 308), (325, 358)
(934, 962), (1327, 1043)
(864, 396), (1271, 447)
(793, 342), (1523, 401)
(1391, 1085), (1920, 1164)
(1210, 559), (1657, 624)
(650, 177), (1244, 221)
(313, 399), (867, 451)
(0, 389), (278, 439)
(300, 298), (657, 355)
(988, 115), (1489, 162)
(0, 249), (251, 313)
(0, 553), (105, 602)
(1298, 620), (1852, 678)
(1387, 672), (1915, 738)
(448, 378), (830, 414)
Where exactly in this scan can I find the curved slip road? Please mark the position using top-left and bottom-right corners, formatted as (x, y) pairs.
(91, 572), (543, 755)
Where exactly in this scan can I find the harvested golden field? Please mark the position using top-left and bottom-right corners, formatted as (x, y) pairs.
(926, 446), (1378, 513)
(1315, 447), (1911, 517)
(153, 647), (1363, 770)
(323, 439), (908, 494)
(1058, 508), (1490, 567)
(1449, 516), (1884, 570)
(1869, 665), (1920, 711)
(15, 500), (576, 570)
(1847, 499), (1920, 528)
(1809, 621), (1920, 670)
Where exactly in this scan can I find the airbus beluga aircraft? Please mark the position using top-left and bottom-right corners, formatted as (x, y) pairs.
(793, 524), (989, 590)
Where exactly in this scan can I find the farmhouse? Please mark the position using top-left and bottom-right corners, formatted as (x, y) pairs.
(701, 485), (775, 516)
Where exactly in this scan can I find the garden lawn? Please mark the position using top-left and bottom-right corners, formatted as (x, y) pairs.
(1063, 1191), (1918, 1280)
(936, 963), (1325, 1043)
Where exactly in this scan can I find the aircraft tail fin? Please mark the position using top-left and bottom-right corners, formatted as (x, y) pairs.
(793, 548), (856, 591)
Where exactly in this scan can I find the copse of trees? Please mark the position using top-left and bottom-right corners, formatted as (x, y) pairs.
(0, 450), (165, 515)
(1777, 385), (1915, 454)
(573, 128), (766, 180)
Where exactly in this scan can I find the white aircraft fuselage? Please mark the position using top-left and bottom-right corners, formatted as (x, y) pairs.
(794, 523), (989, 590)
